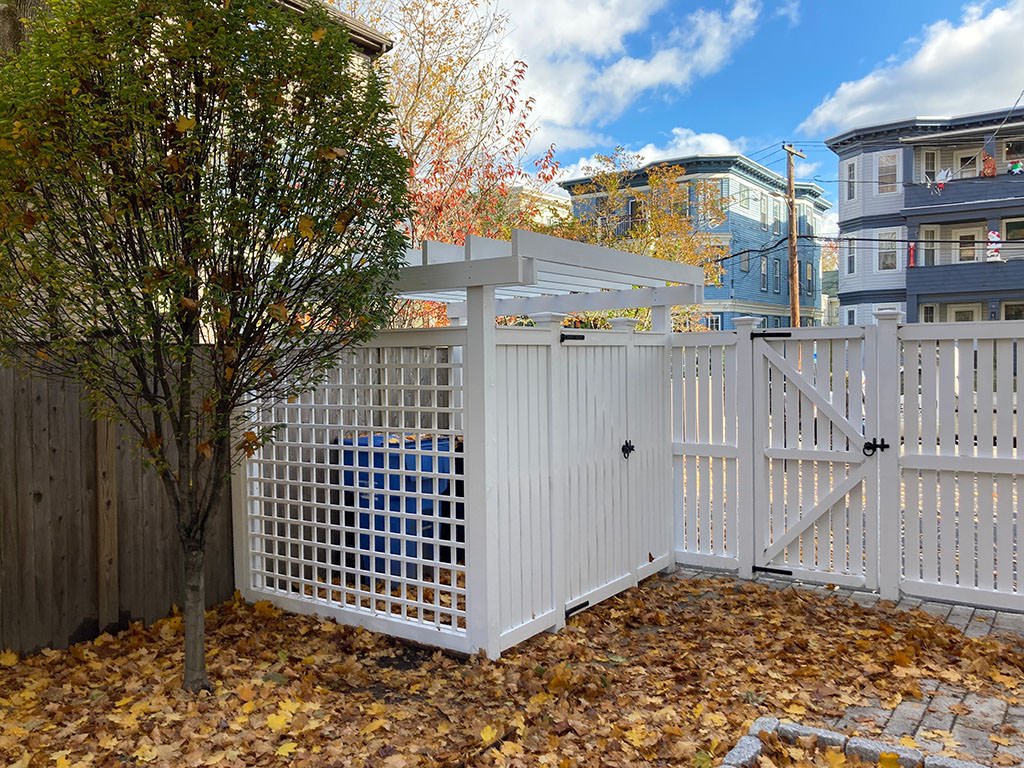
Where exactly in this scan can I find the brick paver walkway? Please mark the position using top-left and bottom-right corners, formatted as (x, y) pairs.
(676, 568), (1024, 766)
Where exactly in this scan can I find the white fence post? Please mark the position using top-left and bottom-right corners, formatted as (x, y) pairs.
(874, 309), (902, 600)
(732, 317), (760, 579)
(464, 286), (501, 657)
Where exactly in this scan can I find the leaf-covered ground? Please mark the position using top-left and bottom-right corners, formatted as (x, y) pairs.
(2, 575), (1022, 767)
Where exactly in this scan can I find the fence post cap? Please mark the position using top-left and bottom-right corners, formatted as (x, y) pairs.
(530, 312), (567, 329)
(873, 308), (902, 322)
(733, 316), (762, 329)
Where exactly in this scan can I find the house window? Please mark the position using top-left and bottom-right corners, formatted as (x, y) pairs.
(760, 195), (768, 230)
(955, 151), (978, 179)
(920, 304), (937, 323)
(705, 314), (722, 330)
(740, 251), (750, 272)
(949, 303), (981, 322)
(627, 198), (644, 232)
(738, 185), (750, 208)
(1003, 218), (1024, 259)
(845, 161), (856, 201)
(805, 261), (813, 293)
(772, 200), (781, 235)
(877, 152), (898, 194)
(952, 227), (982, 262)
(1005, 141), (1024, 172)
(877, 231), (898, 271)
(922, 150), (938, 183)
(1003, 302), (1024, 320)
(773, 258), (781, 292)
(920, 227), (937, 266)
(807, 212), (816, 236)
(846, 308), (856, 326)
(845, 239), (855, 274)
(760, 256), (768, 290)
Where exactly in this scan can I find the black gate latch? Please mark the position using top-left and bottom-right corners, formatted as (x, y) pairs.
(621, 440), (636, 459)
(862, 437), (890, 457)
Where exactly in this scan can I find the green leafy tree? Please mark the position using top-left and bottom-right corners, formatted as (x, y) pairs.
(0, 0), (409, 690)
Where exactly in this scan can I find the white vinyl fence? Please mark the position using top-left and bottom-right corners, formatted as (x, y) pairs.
(235, 313), (1024, 660)
(675, 313), (1024, 612)
(234, 324), (674, 657)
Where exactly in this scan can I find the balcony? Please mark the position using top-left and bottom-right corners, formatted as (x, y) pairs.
(903, 174), (1024, 213)
(906, 257), (1024, 305)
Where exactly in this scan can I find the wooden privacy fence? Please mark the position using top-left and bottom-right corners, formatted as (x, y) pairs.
(674, 313), (1024, 612)
(0, 367), (234, 655)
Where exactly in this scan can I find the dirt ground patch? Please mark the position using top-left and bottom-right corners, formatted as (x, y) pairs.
(2, 575), (1022, 767)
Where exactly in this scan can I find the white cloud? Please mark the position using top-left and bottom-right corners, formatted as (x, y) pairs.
(794, 160), (820, 177)
(800, 0), (1024, 135)
(819, 210), (839, 237)
(503, 0), (762, 151)
(555, 126), (745, 182)
(775, 0), (799, 26)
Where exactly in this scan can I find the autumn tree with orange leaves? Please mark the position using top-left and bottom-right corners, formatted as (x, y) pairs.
(548, 148), (728, 329)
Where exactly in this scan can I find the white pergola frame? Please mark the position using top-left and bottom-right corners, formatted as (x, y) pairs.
(390, 230), (705, 656)
(395, 229), (704, 330)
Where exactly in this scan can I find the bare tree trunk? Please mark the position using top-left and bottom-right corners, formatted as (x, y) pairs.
(182, 546), (210, 692)
(0, 1), (44, 54)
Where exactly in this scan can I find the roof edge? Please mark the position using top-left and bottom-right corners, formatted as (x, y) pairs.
(277, 0), (393, 58)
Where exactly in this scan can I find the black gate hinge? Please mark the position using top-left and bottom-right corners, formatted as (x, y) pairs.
(621, 440), (635, 459)
(751, 331), (792, 339)
(560, 332), (585, 343)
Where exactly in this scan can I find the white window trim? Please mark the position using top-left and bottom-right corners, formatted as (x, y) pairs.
(948, 303), (983, 322)
(845, 308), (857, 326)
(1002, 301), (1024, 320)
(921, 150), (938, 183)
(874, 229), (901, 273)
(875, 151), (899, 195)
(919, 226), (938, 266)
(706, 314), (722, 330)
(844, 160), (856, 202)
(951, 225), (984, 263)
(844, 239), (856, 275)
(954, 149), (979, 179)
(919, 303), (938, 323)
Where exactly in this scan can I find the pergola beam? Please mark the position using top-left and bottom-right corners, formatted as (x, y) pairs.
(446, 284), (703, 318)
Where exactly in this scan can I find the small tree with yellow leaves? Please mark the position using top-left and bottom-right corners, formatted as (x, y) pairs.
(0, 0), (408, 690)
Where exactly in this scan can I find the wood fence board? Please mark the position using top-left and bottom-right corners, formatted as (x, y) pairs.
(0, 366), (235, 654)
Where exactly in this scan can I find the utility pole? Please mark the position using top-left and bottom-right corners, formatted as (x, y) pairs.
(784, 144), (806, 328)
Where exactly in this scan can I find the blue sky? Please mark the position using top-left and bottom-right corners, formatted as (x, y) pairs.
(499, 0), (1024, 224)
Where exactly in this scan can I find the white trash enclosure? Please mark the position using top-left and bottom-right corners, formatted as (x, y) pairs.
(232, 231), (698, 657)
(234, 230), (1024, 657)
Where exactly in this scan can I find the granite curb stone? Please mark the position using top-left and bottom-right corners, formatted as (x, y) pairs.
(922, 758), (990, 768)
(846, 737), (924, 768)
(721, 735), (762, 768)
(777, 722), (848, 749)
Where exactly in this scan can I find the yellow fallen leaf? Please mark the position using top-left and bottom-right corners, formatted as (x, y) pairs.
(266, 712), (291, 732)
(55, 755), (71, 768)
(0, 649), (17, 666)
(361, 718), (388, 735)
(990, 734), (1013, 746)
(311, 28), (326, 42)
(132, 744), (159, 763)
(279, 699), (301, 714)
(501, 741), (524, 757)
(480, 724), (498, 746)
(625, 725), (649, 748)
(785, 703), (807, 716)
(175, 115), (196, 132)
(823, 747), (846, 768)
(276, 741), (298, 757)
(899, 735), (919, 748)
(878, 752), (901, 768)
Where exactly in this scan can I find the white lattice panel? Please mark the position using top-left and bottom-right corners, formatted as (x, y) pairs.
(239, 332), (472, 650)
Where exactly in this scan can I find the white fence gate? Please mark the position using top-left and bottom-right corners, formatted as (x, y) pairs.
(675, 313), (1024, 612)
